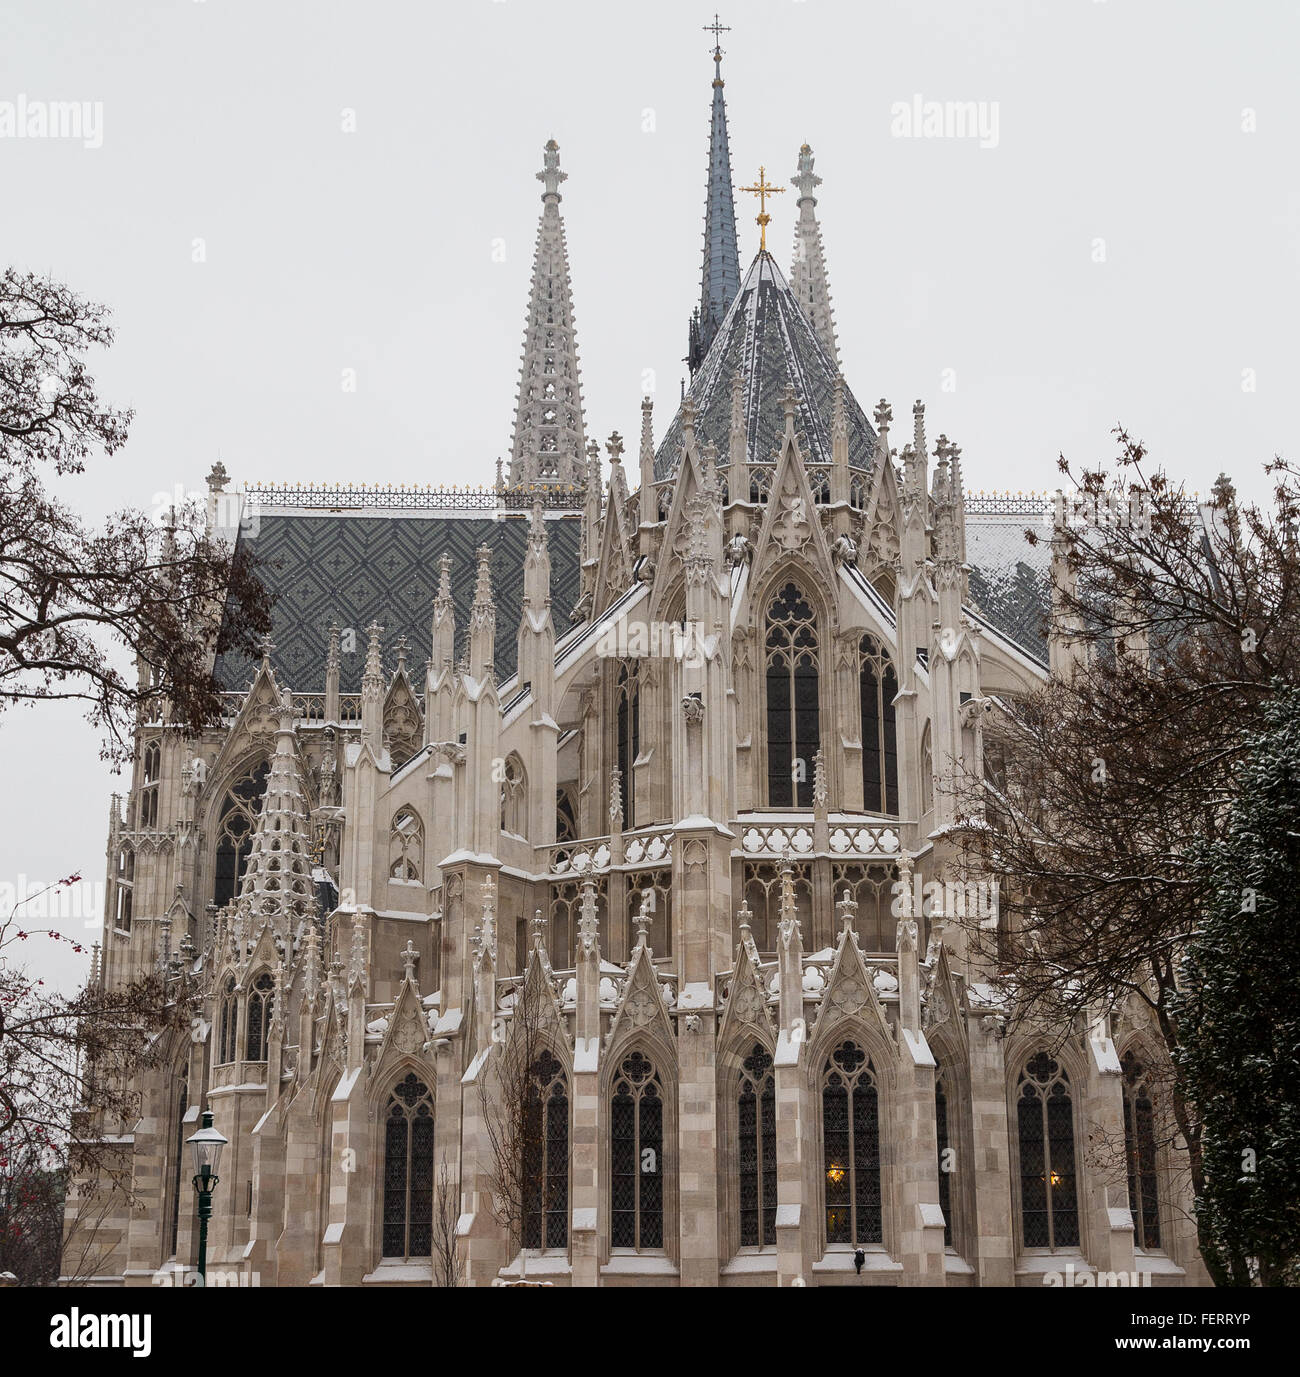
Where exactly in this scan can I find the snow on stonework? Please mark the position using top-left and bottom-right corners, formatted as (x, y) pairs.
(72, 32), (1206, 1290)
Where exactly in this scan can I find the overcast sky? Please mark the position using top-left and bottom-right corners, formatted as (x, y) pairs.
(4, 0), (1298, 991)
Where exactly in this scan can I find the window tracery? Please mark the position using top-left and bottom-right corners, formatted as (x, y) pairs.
(822, 1040), (882, 1245)
(610, 1050), (664, 1249)
(765, 582), (820, 807)
(382, 1072), (434, 1259)
(522, 1050), (569, 1250)
(389, 807), (423, 882)
(1017, 1052), (1080, 1249)
(859, 636), (899, 816)
(737, 1044), (777, 1247)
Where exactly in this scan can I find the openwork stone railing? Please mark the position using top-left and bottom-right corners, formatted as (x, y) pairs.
(217, 692), (365, 724)
(738, 821), (901, 858)
(548, 828), (674, 876)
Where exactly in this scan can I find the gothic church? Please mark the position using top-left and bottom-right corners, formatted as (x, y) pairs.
(67, 33), (1207, 1287)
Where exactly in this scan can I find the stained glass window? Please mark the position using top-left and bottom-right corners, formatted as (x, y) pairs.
(245, 971), (274, 1062)
(1122, 1052), (1161, 1249)
(522, 1051), (569, 1250)
(610, 1051), (664, 1249)
(382, 1072), (435, 1258)
(738, 1044), (777, 1246)
(765, 582), (820, 808)
(1017, 1052), (1080, 1249)
(859, 636), (899, 816)
(936, 1074), (953, 1248)
(821, 1040), (882, 1245)
(218, 976), (237, 1063)
(616, 662), (639, 829)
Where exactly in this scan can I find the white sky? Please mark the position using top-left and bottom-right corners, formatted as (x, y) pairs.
(3, 0), (1298, 991)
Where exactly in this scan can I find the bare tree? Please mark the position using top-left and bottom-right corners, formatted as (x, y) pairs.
(951, 433), (1300, 1285)
(0, 267), (272, 762)
(478, 973), (549, 1275)
(431, 1153), (462, 1288)
(0, 878), (194, 1281)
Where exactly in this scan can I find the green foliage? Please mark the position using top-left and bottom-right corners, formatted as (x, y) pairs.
(1173, 685), (1300, 1285)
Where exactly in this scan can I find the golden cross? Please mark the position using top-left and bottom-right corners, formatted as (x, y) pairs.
(739, 165), (785, 254)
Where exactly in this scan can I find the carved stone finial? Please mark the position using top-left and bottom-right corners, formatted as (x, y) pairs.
(609, 768), (624, 830)
(836, 888), (858, 937)
(634, 892), (653, 955)
(400, 939), (418, 983)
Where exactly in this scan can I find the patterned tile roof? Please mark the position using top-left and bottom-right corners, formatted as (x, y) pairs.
(656, 252), (876, 481)
(964, 511), (1053, 665)
(215, 510), (583, 693)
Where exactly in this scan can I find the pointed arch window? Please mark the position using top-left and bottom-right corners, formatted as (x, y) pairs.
(218, 976), (237, 1064)
(114, 847), (135, 932)
(500, 755), (528, 838)
(169, 1066), (188, 1257)
(382, 1072), (435, 1259)
(139, 739), (161, 829)
(765, 582), (820, 807)
(738, 1044), (777, 1246)
(522, 1051), (569, 1250)
(555, 788), (577, 843)
(1017, 1052), (1080, 1249)
(822, 1040), (882, 1244)
(859, 636), (899, 815)
(1122, 1051), (1161, 1249)
(611, 1051), (664, 1250)
(920, 720), (934, 816)
(245, 971), (274, 1062)
(213, 760), (270, 909)
(616, 662), (640, 828)
(936, 1071), (954, 1248)
(389, 807), (423, 882)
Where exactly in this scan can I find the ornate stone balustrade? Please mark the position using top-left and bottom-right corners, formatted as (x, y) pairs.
(737, 820), (902, 858)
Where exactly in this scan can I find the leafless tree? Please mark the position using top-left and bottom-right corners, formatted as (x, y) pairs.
(0, 267), (272, 763)
(478, 973), (550, 1266)
(431, 1153), (462, 1288)
(0, 878), (194, 1280)
(950, 432), (1300, 1285)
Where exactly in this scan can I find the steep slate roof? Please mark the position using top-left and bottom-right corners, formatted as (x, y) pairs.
(215, 510), (583, 693)
(656, 252), (876, 481)
(965, 509), (1053, 665)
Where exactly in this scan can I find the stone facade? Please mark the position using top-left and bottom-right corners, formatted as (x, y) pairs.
(64, 49), (1208, 1290)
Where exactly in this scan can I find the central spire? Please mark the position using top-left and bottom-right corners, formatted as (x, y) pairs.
(688, 17), (741, 377)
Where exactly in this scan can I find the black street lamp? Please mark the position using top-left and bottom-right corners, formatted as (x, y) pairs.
(186, 1108), (228, 1285)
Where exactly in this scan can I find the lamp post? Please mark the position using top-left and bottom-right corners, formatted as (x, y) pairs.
(186, 1109), (228, 1285)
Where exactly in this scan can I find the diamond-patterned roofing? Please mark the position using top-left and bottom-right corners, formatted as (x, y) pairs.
(215, 511), (583, 692)
(965, 512), (1053, 665)
(657, 252), (876, 481)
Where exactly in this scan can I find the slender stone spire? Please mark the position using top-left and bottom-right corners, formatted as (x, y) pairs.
(508, 139), (588, 487)
(468, 545), (495, 678)
(430, 553), (456, 669)
(361, 622), (384, 744)
(639, 395), (657, 527)
(790, 143), (839, 364)
(688, 25), (741, 375)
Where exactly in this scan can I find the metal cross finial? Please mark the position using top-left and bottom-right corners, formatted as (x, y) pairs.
(704, 13), (730, 57)
(739, 166), (786, 254)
